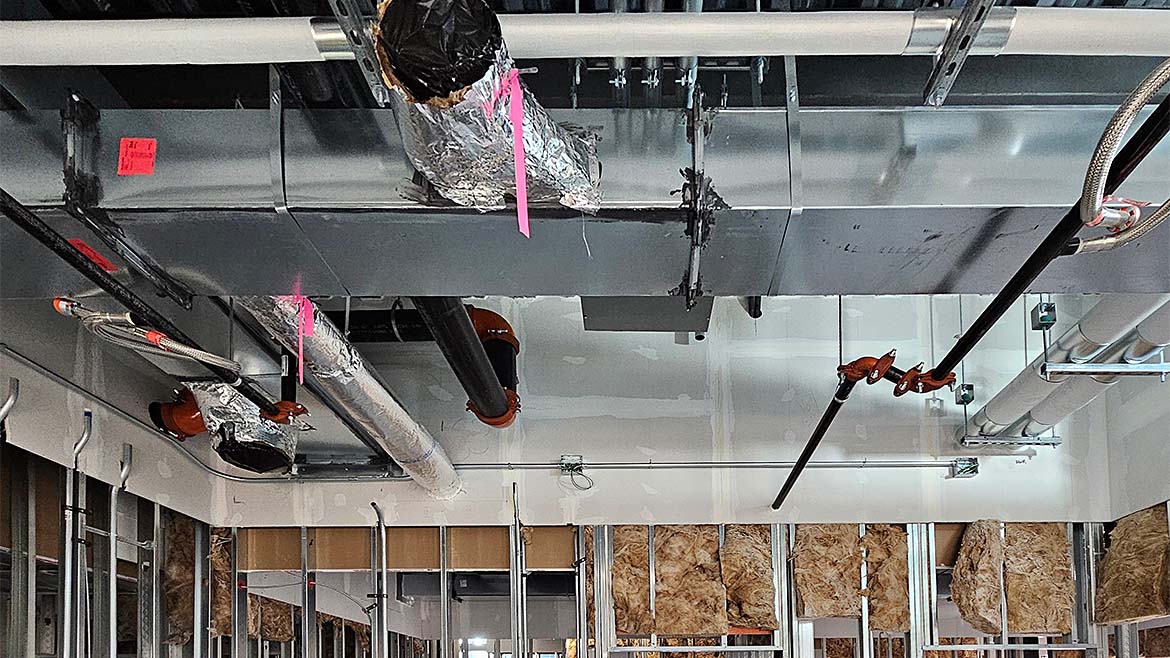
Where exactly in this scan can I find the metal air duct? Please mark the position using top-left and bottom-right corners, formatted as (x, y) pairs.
(965, 293), (1170, 437)
(237, 296), (461, 499)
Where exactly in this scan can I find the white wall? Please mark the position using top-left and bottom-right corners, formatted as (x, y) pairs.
(1105, 375), (1170, 519)
(1, 294), (1129, 526)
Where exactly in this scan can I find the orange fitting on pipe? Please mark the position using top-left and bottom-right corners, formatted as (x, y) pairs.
(466, 306), (520, 353)
(262, 400), (309, 424)
(149, 389), (206, 439)
(468, 389), (520, 428)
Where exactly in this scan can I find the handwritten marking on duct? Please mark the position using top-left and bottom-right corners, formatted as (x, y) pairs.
(484, 70), (530, 238)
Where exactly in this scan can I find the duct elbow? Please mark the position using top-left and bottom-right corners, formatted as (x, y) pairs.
(466, 305), (521, 428)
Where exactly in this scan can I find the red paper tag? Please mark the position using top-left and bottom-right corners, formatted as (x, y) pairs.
(117, 137), (157, 176)
(68, 238), (118, 273)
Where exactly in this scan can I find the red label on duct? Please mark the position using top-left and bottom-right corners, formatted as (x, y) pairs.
(67, 238), (118, 273)
(116, 137), (157, 176)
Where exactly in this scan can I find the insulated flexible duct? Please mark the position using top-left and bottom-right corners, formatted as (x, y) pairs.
(1012, 299), (1170, 437)
(236, 296), (461, 499)
(965, 294), (1170, 436)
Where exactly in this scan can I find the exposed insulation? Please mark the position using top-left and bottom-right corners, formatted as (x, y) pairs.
(585, 526), (595, 636)
(951, 520), (1004, 634)
(824, 637), (855, 658)
(163, 509), (196, 645)
(793, 524), (862, 618)
(1144, 626), (1170, 658)
(247, 594), (261, 639)
(655, 524), (729, 635)
(874, 636), (906, 658)
(660, 635), (720, 658)
(613, 525), (653, 635)
(1096, 504), (1170, 624)
(210, 528), (233, 637)
(347, 621), (371, 652)
(863, 524), (910, 632)
(721, 524), (778, 630)
(1004, 523), (1073, 634)
(260, 596), (294, 642)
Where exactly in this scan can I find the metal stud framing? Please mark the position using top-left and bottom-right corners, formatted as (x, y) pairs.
(6, 449), (36, 658)
(301, 526), (319, 658)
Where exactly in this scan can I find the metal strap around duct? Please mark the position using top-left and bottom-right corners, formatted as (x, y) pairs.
(236, 296), (461, 499)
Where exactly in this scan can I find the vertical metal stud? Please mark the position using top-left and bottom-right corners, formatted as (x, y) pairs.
(575, 526), (589, 658)
(232, 527), (250, 658)
(859, 525), (872, 658)
(926, 523), (939, 647)
(6, 450), (36, 658)
(91, 481), (115, 658)
(770, 524), (782, 653)
(373, 504), (389, 658)
(59, 461), (87, 658)
(999, 522), (1009, 658)
(593, 526), (614, 658)
(301, 527), (318, 658)
(510, 485), (528, 658)
(1115, 624), (1139, 658)
(195, 522), (212, 658)
(648, 525), (657, 647)
(441, 526), (451, 658)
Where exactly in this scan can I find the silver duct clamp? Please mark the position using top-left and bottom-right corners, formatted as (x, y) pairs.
(1031, 302), (1057, 331)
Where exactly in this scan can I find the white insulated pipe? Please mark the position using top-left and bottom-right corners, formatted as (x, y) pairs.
(2, 8), (1170, 66)
(236, 296), (462, 500)
(966, 294), (1170, 436)
(1015, 299), (1170, 436)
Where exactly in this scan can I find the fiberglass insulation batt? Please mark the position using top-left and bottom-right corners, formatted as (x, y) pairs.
(260, 596), (295, 642)
(613, 524), (654, 634)
(862, 524), (910, 632)
(720, 524), (778, 630)
(951, 520), (1004, 634)
(951, 521), (1075, 634)
(793, 524), (862, 618)
(654, 524), (729, 635)
(1095, 504), (1170, 623)
(163, 509), (195, 644)
(1004, 522), (1074, 634)
(210, 528), (233, 637)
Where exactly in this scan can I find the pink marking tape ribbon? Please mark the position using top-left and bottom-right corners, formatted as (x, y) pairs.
(484, 69), (530, 238)
(277, 294), (315, 385)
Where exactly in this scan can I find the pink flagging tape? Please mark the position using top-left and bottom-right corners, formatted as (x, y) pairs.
(277, 294), (314, 385)
(484, 70), (530, 238)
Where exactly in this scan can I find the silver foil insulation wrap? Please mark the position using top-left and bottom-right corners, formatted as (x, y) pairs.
(390, 46), (602, 213)
(236, 296), (462, 500)
(186, 381), (297, 473)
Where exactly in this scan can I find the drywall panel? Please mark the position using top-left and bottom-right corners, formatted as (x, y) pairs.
(1, 293), (1124, 527)
(1106, 376), (1170, 520)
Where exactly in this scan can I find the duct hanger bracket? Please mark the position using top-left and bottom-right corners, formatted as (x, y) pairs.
(61, 92), (194, 310)
(674, 84), (726, 310)
(922, 0), (996, 107)
(328, 0), (392, 107)
(960, 435), (1062, 448)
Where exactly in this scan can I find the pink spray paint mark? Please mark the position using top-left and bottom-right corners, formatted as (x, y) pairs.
(484, 70), (530, 238)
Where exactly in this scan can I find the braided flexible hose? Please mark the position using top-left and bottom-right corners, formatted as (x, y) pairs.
(1079, 58), (1170, 227)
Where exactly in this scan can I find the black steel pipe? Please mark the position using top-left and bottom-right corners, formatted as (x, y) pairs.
(322, 308), (432, 342)
(411, 297), (511, 420)
(931, 95), (1170, 380)
(0, 185), (279, 416)
(771, 377), (858, 510)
